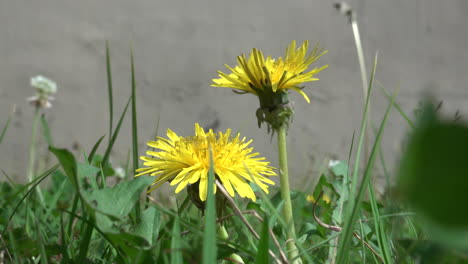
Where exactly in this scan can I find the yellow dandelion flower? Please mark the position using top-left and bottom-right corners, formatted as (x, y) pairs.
(212, 40), (328, 104)
(135, 123), (276, 202)
(306, 194), (331, 204)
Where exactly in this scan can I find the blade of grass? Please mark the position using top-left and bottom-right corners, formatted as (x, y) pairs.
(102, 97), (131, 168)
(146, 116), (160, 204)
(35, 214), (48, 264)
(87, 135), (105, 164)
(255, 215), (270, 264)
(130, 45), (140, 219)
(67, 194), (79, 238)
(1, 169), (15, 185)
(358, 213), (367, 263)
(171, 216), (183, 264)
(99, 163), (106, 188)
(105, 41), (114, 144)
(202, 148), (217, 264)
(368, 181), (392, 263)
(153, 116), (160, 139)
(337, 71), (399, 263)
(336, 53), (378, 262)
(7, 228), (19, 264)
(59, 212), (71, 263)
(377, 134), (391, 191)
(378, 81), (414, 129)
(130, 45), (139, 172)
(77, 216), (94, 263)
(0, 105), (15, 145)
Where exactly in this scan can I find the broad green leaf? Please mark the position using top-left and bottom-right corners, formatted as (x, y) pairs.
(77, 163), (100, 192)
(329, 160), (348, 178)
(49, 147), (78, 188)
(85, 176), (153, 219)
(132, 207), (161, 247)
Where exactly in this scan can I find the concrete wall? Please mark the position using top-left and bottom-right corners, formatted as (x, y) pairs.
(1, 0), (467, 190)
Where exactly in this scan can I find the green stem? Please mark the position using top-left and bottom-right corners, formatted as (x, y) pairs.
(27, 107), (44, 204)
(27, 108), (40, 183)
(277, 123), (301, 263)
(351, 13), (371, 162)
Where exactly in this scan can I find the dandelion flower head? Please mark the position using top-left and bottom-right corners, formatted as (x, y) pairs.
(212, 40), (328, 104)
(135, 123), (276, 201)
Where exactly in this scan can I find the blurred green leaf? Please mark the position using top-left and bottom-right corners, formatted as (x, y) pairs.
(399, 102), (468, 248)
(330, 160), (348, 178)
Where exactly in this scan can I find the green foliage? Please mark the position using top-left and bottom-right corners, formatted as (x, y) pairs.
(398, 101), (468, 249)
(1, 44), (467, 264)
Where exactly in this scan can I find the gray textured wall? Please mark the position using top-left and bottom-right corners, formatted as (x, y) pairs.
(1, 0), (467, 190)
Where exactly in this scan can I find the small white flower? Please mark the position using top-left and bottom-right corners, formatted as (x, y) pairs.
(31, 75), (57, 94)
(328, 159), (340, 168)
(28, 75), (57, 109)
(114, 167), (126, 179)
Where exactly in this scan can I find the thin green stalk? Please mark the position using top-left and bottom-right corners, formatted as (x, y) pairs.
(351, 15), (368, 101)
(7, 228), (19, 264)
(0, 105), (15, 145)
(130, 46), (141, 219)
(277, 123), (300, 263)
(35, 214), (48, 264)
(105, 41), (114, 145)
(350, 13), (372, 163)
(26, 107), (45, 204)
(27, 108), (40, 183)
(369, 181), (393, 263)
